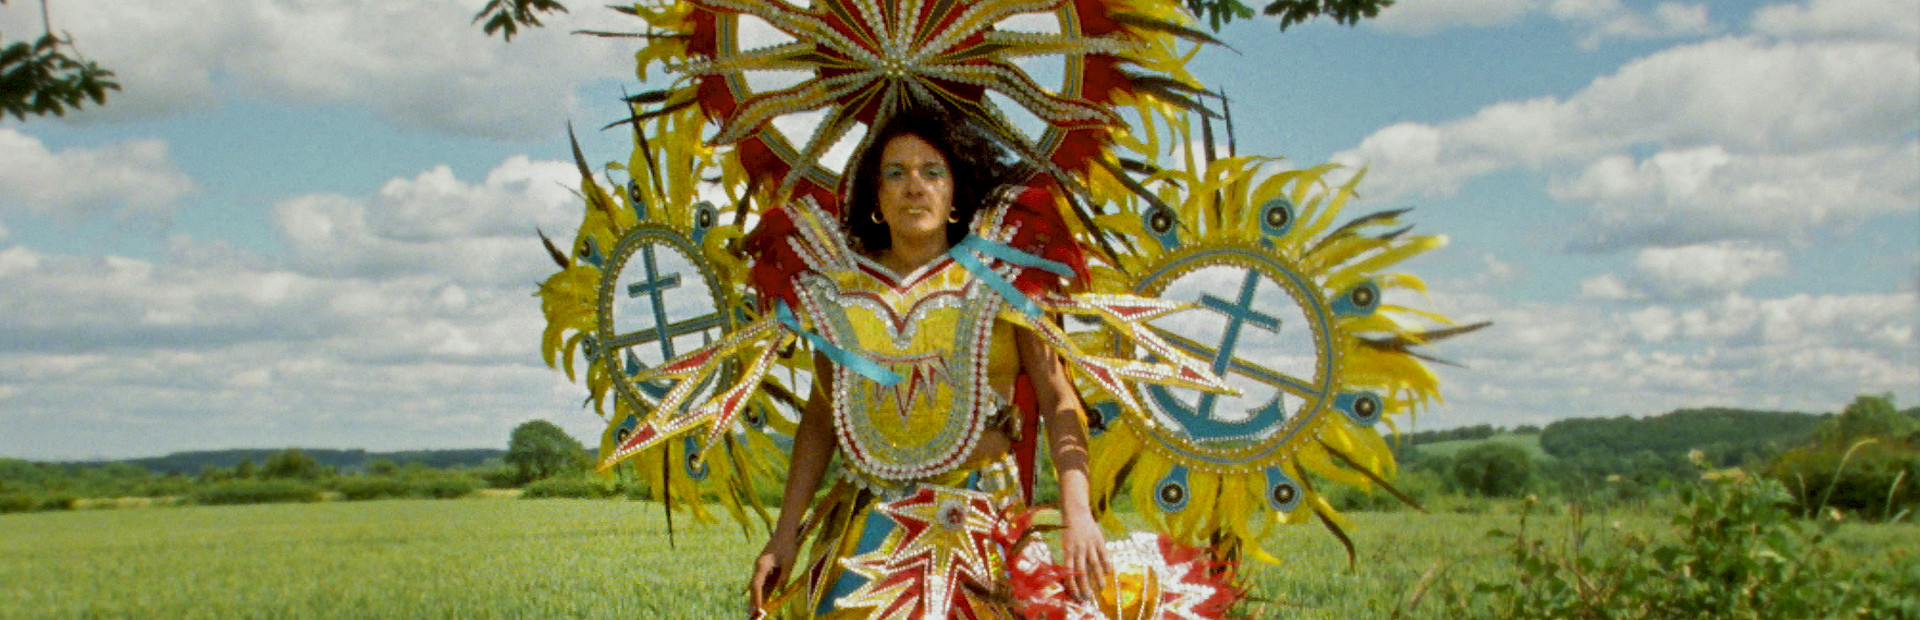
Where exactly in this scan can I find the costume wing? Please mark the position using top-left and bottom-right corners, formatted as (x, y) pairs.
(536, 126), (798, 529)
(1073, 154), (1487, 563)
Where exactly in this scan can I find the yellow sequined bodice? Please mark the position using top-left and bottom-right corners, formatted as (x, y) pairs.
(793, 251), (1021, 481)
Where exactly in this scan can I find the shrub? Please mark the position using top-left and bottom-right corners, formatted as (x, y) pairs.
(474, 465), (520, 489)
(1767, 437), (1918, 521)
(1325, 470), (1444, 512)
(37, 493), (78, 511)
(1451, 443), (1534, 497)
(334, 476), (410, 501)
(409, 475), (479, 499)
(1, 492), (80, 512)
(366, 458), (400, 477)
(191, 480), (323, 506)
(0, 493), (38, 513)
(520, 477), (615, 499)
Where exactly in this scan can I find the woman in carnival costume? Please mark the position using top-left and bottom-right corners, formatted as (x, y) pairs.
(536, 0), (1482, 617)
(743, 106), (1239, 619)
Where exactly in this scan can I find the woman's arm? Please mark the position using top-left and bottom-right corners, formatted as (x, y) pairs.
(749, 353), (838, 609)
(1014, 327), (1114, 603)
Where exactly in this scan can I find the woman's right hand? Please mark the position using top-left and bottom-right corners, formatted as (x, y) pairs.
(748, 534), (800, 612)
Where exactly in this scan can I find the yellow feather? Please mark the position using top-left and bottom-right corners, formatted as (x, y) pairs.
(1325, 235), (1447, 292)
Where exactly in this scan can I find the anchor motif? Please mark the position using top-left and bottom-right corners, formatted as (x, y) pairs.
(1146, 267), (1298, 442)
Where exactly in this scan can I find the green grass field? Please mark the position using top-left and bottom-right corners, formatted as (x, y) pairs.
(3, 499), (1914, 618)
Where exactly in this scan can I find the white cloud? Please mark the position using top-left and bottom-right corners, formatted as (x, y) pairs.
(275, 155), (582, 284)
(0, 129), (196, 219)
(1581, 242), (1792, 300)
(1372, 0), (1543, 34)
(0, 156), (613, 459)
(2, 0), (631, 139)
(1336, 34), (1918, 250)
(1751, 0), (1920, 42)
(1550, 0), (1716, 48)
(1471, 252), (1521, 288)
(1580, 273), (1641, 300)
(1421, 289), (1918, 428)
(1372, 0), (1714, 45)
(1633, 242), (1789, 297)
(1553, 143), (1918, 249)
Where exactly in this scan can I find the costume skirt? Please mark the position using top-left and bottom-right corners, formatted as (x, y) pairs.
(759, 455), (1242, 620)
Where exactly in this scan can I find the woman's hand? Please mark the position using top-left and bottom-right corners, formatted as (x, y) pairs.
(1059, 509), (1113, 604)
(748, 534), (799, 612)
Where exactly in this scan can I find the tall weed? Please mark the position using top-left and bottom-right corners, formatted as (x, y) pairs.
(1434, 466), (1919, 618)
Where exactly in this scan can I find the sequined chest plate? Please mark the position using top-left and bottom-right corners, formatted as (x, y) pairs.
(796, 258), (1006, 481)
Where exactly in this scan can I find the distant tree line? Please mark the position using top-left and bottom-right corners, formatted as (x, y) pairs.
(1360, 397), (1918, 521)
(1538, 407), (1833, 466)
(1402, 423), (1541, 445)
(67, 448), (508, 477)
(1, 420), (593, 513)
(9, 403), (1915, 521)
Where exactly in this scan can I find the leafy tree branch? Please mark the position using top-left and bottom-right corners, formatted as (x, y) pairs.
(469, 0), (1391, 42)
(0, 0), (118, 120)
(1186, 0), (1395, 31)
(472, 0), (570, 42)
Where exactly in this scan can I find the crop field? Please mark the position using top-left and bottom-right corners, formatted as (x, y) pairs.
(2, 499), (1914, 618)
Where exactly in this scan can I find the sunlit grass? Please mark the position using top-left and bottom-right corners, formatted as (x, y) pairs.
(0, 499), (763, 618)
(2, 499), (1913, 618)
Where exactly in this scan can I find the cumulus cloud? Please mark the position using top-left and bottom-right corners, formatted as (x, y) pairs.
(1580, 273), (1641, 300)
(0, 0), (631, 139)
(1549, 0), (1716, 48)
(1556, 143), (1917, 248)
(1584, 242), (1791, 300)
(1751, 0), (1920, 41)
(1635, 242), (1789, 296)
(1422, 289), (1918, 429)
(1372, 0), (1714, 45)
(0, 156), (608, 459)
(0, 129), (197, 219)
(1371, 0), (1543, 34)
(1335, 30), (1918, 250)
(275, 155), (582, 284)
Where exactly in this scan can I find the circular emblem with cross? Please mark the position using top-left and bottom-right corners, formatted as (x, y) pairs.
(592, 222), (734, 420)
(1130, 244), (1340, 471)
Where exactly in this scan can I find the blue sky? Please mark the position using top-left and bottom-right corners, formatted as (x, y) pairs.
(1, 0), (1914, 460)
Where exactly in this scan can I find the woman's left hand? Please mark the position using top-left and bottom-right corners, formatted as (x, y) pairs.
(1059, 510), (1113, 604)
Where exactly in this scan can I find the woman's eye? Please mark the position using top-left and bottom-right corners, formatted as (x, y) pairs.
(882, 167), (906, 180)
(924, 166), (948, 179)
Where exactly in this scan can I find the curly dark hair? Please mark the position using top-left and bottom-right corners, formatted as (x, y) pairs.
(842, 107), (1025, 254)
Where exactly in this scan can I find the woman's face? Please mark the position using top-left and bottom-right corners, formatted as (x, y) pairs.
(875, 133), (954, 247)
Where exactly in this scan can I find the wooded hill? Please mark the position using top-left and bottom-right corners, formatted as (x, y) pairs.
(1407, 406), (1918, 465)
(61, 448), (506, 475)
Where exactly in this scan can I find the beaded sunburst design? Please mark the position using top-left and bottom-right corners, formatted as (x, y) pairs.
(620, 0), (1209, 207)
(1077, 154), (1479, 563)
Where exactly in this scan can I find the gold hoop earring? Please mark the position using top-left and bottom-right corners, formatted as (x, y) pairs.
(946, 211), (960, 224)
(870, 211), (884, 225)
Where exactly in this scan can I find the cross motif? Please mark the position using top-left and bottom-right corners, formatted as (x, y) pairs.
(627, 244), (684, 360)
(602, 241), (726, 401)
